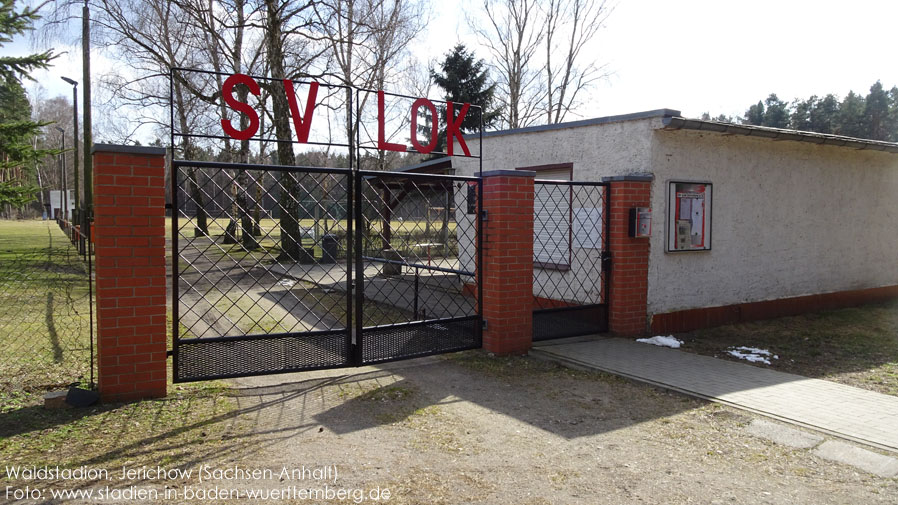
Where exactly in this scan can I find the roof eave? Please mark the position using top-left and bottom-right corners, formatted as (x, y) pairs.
(660, 117), (898, 154)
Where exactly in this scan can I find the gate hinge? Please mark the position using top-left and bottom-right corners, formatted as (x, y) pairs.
(165, 202), (173, 210)
(481, 319), (488, 330)
(480, 209), (488, 221)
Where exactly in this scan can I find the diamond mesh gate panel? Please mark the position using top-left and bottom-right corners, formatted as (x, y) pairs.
(173, 162), (353, 381)
(532, 181), (608, 340)
(356, 171), (481, 364)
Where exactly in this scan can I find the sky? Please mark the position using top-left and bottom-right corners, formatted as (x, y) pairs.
(12, 0), (898, 138)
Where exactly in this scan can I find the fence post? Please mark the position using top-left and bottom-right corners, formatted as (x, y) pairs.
(480, 170), (535, 355)
(93, 144), (167, 402)
(603, 175), (653, 336)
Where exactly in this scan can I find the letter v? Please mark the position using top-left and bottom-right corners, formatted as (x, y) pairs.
(284, 80), (319, 143)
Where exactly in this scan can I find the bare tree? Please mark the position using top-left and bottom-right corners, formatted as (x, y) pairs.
(470, 0), (544, 129)
(544, 0), (611, 124)
(313, 0), (426, 159)
(471, 0), (613, 128)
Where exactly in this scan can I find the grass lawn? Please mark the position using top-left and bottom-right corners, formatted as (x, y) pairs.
(0, 220), (93, 395)
(677, 300), (898, 396)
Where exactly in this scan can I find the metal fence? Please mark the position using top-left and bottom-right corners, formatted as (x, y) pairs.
(172, 161), (481, 382)
(0, 222), (94, 397)
(532, 180), (609, 340)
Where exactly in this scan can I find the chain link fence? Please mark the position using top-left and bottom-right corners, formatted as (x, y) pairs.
(0, 221), (94, 397)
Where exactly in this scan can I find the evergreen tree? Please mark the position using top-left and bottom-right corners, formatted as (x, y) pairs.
(808, 94), (839, 134)
(837, 91), (867, 138)
(0, 0), (57, 208)
(762, 94), (789, 128)
(429, 44), (501, 154)
(745, 100), (764, 125)
(888, 86), (898, 142)
(863, 81), (892, 141)
(790, 96), (815, 131)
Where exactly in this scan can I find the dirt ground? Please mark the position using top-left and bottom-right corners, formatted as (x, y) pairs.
(3, 352), (896, 504)
(215, 352), (896, 504)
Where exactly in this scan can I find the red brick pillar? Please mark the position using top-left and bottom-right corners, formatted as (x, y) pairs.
(604, 175), (653, 336)
(480, 170), (535, 354)
(93, 144), (167, 402)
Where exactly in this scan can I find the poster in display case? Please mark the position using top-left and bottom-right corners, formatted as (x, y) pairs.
(667, 181), (712, 252)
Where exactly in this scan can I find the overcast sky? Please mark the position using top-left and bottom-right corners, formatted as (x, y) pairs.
(14, 0), (898, 136)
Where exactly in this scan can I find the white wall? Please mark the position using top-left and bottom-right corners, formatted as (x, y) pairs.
(646, 129), (898, 314)
(456, 116), (898, 317)
(453, 118), (656, 178)
(453, 117), (658, 302)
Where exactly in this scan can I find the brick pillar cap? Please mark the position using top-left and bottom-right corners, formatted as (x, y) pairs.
(92, 143), (166, 156)
(602, 173), (654, 182)
(482, 169), (536, 178)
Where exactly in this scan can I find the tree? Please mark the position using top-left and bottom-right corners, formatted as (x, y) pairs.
(471, 0), (544, 129)
(761, 94), (789, 128)
(430, 44), (500, 153)
(0, 0), (57, 209)
(808, 94), (839, 134)
(744, 100), (764, 126)
(543, 0), (610, 124)
(837, 91), (867, 138)
(863, 81), (892, 141)
(790, 96), (815, 131)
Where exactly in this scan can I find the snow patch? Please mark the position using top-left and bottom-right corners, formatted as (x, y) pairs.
(636, 335), (683, 349)
(727, 346), (779, 365)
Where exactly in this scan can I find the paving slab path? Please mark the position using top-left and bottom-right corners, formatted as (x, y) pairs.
(532, 337), (898, 453)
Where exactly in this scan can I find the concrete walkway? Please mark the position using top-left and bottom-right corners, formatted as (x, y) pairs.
(532, 337), (898, 453)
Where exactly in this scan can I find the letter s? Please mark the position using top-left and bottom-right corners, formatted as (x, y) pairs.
(221, 73), (260, 141)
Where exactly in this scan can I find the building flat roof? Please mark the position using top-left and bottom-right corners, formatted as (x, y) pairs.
(661, 116), (898, 154)
(461, 108), (898, 154)
(464, 109), (682, 140)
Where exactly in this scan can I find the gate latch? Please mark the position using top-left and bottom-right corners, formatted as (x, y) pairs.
(601, 251), (612, 272)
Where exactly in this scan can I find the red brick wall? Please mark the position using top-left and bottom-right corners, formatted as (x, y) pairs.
(481, 172), (535, 354)
(93, 146), (167, 402)
(651, 285), (898, 334)
(606, 180), (651, 335)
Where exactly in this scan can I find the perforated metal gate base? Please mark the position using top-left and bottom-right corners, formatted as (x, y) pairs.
(361, 316), (480, 364)
(175, 331), (350, 382)
(533, 305), (608, 341)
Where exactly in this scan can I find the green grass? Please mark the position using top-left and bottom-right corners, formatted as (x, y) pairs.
(0, 380), (240, 474)
(679, 300), (898, 395)
(0, 221), (93, 394)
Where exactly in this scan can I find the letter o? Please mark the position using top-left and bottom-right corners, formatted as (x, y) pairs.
(410, 98), (438, 154)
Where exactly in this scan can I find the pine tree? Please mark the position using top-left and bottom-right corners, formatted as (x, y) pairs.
(744, 101), (764, 125)
(837, 91), (867, 138)
(790, 97), (815, 131)
(0, 0), (57, 208)
(864, 81), (892, 141)
(808, 94), (839, 134)
(429, 44), (501, 154)
(762, 94), (789, 128)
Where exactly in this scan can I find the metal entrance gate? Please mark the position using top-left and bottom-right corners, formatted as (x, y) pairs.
(532, 180), (609, 340)
(171, 160), (481, 382)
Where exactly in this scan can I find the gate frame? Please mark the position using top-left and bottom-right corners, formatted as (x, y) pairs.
(531, 179), (611, 341)
(170, 161), (483, 382)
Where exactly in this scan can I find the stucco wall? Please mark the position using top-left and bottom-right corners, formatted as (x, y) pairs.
(455, 116), (898, 318)
(453, 117), (658, 300)
(646, 129), (898, 315)
(453, 118), (656, 178)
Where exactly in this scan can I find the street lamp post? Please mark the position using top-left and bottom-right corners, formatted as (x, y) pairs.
(61, 77), (79, 219)
(61, 76), (83, 253)
(54, 126), (67, 223)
